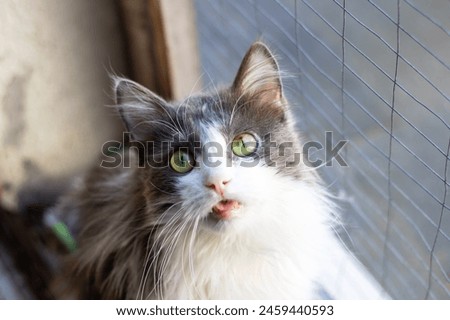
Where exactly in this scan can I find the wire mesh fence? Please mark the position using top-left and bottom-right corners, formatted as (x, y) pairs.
(193, 0), (450, 299)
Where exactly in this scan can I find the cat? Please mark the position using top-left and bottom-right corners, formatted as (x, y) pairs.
(51, 42), (339, 299)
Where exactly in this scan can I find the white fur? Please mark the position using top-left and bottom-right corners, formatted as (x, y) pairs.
(151, 128), (337, 299)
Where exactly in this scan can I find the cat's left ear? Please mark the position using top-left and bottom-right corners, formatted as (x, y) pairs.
(232, 42), (284, 106)
(113, 77), (171, 141)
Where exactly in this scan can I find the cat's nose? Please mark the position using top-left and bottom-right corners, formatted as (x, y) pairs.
(205, 179), (231, 196)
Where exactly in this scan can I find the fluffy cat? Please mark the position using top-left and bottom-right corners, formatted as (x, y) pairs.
(52, 42), (339, 299)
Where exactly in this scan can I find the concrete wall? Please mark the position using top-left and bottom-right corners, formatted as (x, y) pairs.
(0, 0), (127, 210)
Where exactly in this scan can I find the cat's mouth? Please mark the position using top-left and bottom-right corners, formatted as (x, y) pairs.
(211, 199), (241, 220)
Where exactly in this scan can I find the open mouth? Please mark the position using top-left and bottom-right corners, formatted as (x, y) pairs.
(211, 199), (241, 220)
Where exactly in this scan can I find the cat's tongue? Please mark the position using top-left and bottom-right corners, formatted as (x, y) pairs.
(212, 200), (240, 220)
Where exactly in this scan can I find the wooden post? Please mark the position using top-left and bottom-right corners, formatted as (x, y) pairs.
(118, 0), (201, 101)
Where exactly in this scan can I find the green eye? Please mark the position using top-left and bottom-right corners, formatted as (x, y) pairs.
(232, 133), (258, 157)
(170, 150), (194, 173)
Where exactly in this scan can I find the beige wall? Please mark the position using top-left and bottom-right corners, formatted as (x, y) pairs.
(0, 1), (127, 210)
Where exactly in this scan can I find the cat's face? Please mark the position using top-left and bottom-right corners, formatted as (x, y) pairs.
(115, 42), (308, 233)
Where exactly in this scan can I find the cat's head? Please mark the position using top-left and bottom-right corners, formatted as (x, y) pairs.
(114, 42), (315, 234)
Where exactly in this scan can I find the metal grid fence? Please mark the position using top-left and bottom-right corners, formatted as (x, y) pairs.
(194, 0), (450, 299)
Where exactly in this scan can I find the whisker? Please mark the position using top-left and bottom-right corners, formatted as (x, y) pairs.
(203, 69), (225, 122)
(136, 201), (182, 299)
(150, 214), (191, 299)
(188, 215), (201, 298)
(140, 204), (184, 299)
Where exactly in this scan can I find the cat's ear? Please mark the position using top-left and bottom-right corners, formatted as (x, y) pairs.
(232, 42), (283, 105)
(113, 77), (170, 141)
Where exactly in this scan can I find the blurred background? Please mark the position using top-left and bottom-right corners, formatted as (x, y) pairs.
(0, 0), (449, 299)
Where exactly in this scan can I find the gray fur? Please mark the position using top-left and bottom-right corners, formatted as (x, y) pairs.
(52, 42), (319, 299)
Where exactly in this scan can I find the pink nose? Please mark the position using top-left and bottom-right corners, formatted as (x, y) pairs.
(205, 179), (230, 196)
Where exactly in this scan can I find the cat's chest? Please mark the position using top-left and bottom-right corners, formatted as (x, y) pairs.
(162, 234), (318, 299)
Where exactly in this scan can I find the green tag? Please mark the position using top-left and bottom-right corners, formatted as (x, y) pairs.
(52, 221), (77, 252)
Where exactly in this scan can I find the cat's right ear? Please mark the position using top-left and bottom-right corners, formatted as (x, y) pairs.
(232, 42), (284, 107)
(113, 77), (169, 141)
